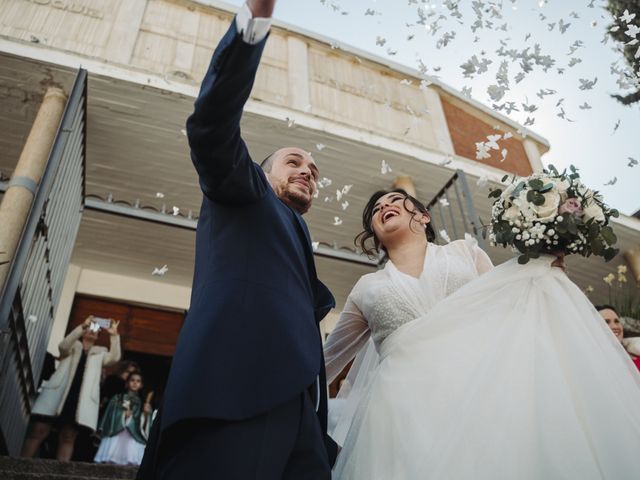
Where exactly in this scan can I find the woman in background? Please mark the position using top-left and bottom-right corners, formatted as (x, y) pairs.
(22, 316), (121, 461)
(597, 304), (640, 371)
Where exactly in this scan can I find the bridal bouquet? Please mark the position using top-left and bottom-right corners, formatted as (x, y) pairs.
(488, 165), (619, 264)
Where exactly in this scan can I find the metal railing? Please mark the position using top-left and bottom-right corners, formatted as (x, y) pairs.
(426, 169), (485, 249)
(0, 69), (86, 456)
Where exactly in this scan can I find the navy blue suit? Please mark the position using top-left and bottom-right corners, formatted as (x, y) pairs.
(138, 17), (336, 480)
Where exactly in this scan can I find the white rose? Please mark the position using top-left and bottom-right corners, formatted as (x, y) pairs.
(552, 178), (570, 192)
(531, 190), (561, 223)
(503, 205), (520, 222)
(583, 202), (605, 223)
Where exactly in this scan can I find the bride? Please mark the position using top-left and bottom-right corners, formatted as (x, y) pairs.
(324, 188), (640, 479)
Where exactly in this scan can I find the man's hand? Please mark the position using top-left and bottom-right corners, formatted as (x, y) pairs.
(247, 0), (275, 18)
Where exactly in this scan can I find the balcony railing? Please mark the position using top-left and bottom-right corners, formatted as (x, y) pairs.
(0, 69), (87, 456)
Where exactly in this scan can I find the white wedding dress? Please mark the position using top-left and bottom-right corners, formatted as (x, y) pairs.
(324, 237), (640, 480)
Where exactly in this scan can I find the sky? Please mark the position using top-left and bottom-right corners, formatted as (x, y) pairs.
(217, 0), (639, 215)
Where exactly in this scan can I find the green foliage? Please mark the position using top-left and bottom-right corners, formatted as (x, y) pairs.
(487, 166), (619, 265)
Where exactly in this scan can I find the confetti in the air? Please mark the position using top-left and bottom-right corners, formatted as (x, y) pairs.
(152, 265), (169, 276)
(604, 177), (618, 186)
(439, 198), (450, 207)
(312, 241), (319, 251)
(316, 143), (326, 151)
(628, 157), (638, 167)
(317, 177), (332, 188)
(172, 206), (180, 216)
(578, 77), (598, 90)
(381, 160), (393, 175)
(333, 216), (343, 226)
(155, 192), (165, 199)
(439, 229), (451, 243)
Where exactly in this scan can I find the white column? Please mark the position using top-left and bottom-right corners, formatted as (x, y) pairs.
(523, 138), (544, 173)
(47, 264), (82, 356)
(105, 0), (149, 65)
(423, 88), (455, 155)
(287, 36), (310, 111)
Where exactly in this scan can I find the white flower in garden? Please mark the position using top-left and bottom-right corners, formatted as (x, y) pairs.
(583, 201), (605, 222)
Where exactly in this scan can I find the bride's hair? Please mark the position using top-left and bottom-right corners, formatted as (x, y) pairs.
(356, 188), (436, 257)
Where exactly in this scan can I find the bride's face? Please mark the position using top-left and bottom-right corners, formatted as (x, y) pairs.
(371, 192), (428, 246)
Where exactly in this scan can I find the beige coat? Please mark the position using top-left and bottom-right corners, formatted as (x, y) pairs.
(31, 325), (121, 430)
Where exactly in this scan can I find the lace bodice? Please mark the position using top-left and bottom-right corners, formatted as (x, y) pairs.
(324, 236), (493, 383)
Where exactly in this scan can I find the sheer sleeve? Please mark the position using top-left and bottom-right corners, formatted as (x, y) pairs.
(324, 289), (371, 384)
(464, 234), (493, 275)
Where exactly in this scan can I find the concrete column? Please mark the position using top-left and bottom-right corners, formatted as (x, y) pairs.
(105, 0), (149, 65)
(523, 138), (544, 173)
(423, 88), (455, 155)
(0, 87), (67, 293)
(393, 175), (417, 197)
(625, 246), (640, 283)
(287, 36), (310, 111)
(47, 264), (82, 356)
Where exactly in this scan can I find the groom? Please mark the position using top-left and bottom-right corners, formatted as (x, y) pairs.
(137, 0), (337, 478)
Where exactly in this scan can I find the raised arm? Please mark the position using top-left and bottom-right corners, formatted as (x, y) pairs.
(103, 320), (122, 366)
(186, 1), (274, 204)
(324, 294), (371, 384)
(58, 321), (87, 358)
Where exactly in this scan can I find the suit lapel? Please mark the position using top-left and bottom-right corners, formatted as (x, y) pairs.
(292, 211), (336, 323)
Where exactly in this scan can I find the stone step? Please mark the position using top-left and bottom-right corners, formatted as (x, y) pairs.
(0, 456), (137, 479)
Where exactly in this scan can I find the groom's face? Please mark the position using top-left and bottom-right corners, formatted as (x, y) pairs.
(266, 147), (319, 214)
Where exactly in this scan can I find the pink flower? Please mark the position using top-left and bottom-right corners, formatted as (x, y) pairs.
(558, 198), (583, 216)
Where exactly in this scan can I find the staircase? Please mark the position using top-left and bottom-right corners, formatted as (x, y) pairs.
(0, 457), (137, 480)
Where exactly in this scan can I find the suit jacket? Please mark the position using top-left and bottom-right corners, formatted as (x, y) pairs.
(160, 19), (336, 458)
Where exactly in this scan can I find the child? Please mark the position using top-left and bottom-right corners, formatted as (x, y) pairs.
(94, 370), (152, 465)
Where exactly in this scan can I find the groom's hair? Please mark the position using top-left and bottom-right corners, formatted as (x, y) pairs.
(356, 188), (436, 258)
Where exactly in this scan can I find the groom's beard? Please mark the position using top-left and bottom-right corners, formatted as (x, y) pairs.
(277, 181), (313, 214)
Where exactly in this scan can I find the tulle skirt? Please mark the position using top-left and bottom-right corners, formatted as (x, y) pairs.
(94, 429), (145, 465)
(332, 256), (640, 479)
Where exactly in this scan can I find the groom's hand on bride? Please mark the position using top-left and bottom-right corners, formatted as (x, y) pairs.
(247, 0), (276, 18)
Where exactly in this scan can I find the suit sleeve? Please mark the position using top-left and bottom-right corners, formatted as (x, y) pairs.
(186, 19), (269, 205)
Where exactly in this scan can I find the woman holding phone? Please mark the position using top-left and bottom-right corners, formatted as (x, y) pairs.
(21, 315), (121, 461)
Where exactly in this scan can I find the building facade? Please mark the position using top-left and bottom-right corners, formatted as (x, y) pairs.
(1, 0), (639, 454)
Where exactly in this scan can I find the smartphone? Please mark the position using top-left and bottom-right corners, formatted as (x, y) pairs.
(93, 317), (112, 329)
